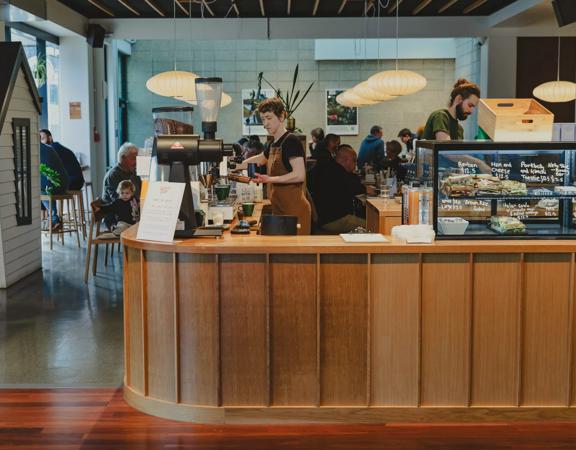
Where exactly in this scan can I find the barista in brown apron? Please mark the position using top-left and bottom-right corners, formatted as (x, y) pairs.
(266, 134), (311, 235)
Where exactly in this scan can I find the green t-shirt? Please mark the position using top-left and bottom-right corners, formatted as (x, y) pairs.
(422, 109), (464, 140)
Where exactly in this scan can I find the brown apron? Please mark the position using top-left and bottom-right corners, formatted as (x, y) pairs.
(267, 139), (311, 235)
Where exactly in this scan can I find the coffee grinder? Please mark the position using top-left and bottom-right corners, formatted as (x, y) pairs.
(152, 77), (233, 238)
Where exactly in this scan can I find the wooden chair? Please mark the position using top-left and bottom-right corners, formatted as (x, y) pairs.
(40, 193), (81, 250)
(84, 199), (121, 283)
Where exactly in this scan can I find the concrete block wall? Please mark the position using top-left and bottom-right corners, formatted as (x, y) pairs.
(454, 38), (482, 140)
(127, 39), (455, 151)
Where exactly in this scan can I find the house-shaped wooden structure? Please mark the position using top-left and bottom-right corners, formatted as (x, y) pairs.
(0, 42), (42, 288)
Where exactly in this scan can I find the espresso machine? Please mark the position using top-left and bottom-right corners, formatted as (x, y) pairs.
(152, 77), (233, 238)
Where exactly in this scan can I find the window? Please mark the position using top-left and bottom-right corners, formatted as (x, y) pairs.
(12, 119), (32, 226)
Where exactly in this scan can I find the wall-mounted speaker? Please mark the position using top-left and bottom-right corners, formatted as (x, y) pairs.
(86, 24), (106, 48)
(552, 0), (576, 28)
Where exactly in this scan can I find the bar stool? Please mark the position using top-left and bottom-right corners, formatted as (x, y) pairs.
(67, 190), (87, 240)
(40, 193), (81, 250)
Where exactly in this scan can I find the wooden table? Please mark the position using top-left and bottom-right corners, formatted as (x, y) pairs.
(122, 226), (576, 424)
(366, 197), (402, 234)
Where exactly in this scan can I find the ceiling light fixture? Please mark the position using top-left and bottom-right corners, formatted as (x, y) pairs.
(367, 0), (427, 97)
(533, 38), (576, 103)
(337, 89), (378, 107)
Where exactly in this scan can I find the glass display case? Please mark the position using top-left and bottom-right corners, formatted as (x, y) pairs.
(415, 141), (576, 239)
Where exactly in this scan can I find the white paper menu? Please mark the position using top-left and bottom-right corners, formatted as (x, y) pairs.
(137, 181), (185, 242)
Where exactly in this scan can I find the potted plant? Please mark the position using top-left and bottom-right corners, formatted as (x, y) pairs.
(257, 64), (314, 132)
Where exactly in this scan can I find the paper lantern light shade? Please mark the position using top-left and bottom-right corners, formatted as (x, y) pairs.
(146, 70), (198, 97)
(352, 80), (393, 102)
(180, 91), (232, 108)
(533, 81), (576, 103)
(367, 69), (427, 97)
(336, 90), (378, 107)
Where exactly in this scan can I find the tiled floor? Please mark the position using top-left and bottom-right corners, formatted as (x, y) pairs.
(0, 237), (124, 387)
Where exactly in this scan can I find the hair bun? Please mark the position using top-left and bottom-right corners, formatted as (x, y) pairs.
(454, 78), (470, 88)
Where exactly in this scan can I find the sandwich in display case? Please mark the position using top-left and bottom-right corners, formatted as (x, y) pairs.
(415, 141), (576, 239)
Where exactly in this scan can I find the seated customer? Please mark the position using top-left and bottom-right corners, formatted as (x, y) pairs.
(310, 145), (367, 234)
(380, 140), (407, 183)
(310, 133), (340, 164)
(40, 143), (70, 230)
(94, 180), (139, 236)
(40, 129), (85, 190)
(102, 142), (142, 204)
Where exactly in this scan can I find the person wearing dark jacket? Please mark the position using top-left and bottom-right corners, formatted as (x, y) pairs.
(40, 143), (70, 230)
(311, 133), (340, 165)
(40, 129), (85, 190)
(310, 145), (367, 234)
(357, 125), (385, 170)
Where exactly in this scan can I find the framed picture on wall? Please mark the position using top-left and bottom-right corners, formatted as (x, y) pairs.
(325, 89), (358, 135)
(242, 88), (275, 135)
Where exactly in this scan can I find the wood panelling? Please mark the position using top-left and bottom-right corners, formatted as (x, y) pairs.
(177, 254), (219, 406)
(320, 254), (368, 406)
(370, 254), (420, 406)
(125, 247), (144, 393)
(145, 251), (177, 402)
(421, 254), (470, 406)
(522, 254), (572, 406)
(269, 254), (318, 406)
(220, 254), (268, 406)
(471, 254), (521, 406)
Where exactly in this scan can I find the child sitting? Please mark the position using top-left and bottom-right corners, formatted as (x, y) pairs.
(95, 180), (140, 236)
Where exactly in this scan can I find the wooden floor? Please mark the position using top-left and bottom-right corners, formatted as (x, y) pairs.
(1, 389), (576, 449)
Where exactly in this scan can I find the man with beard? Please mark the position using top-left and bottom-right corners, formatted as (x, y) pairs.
(422, 78), (480, 140)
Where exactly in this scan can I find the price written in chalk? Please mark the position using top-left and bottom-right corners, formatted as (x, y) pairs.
(490, 161), (512, 180)
(501, 201), (539, 220)
(457, 161), (479, 175)
(440, 199), (490, 212)
(519, 161), (568, 184)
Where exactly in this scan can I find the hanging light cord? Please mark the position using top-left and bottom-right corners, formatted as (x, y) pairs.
(173, 0), (177, 70)
(557, 37), (561, 82)
(395, 0), (399, 71)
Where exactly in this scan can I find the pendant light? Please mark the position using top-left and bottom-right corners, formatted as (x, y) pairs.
(367, 0), (427, 97)
(180, 91), (233, 108)
(336, 89), (379, 107)
(352, 80), (393, 102)
(533, 38), (576, 103)
(146, 0), (198, 97)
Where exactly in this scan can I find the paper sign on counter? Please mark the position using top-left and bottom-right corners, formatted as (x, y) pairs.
(137, 182), (185, 242)
(136, 155), (152, 176)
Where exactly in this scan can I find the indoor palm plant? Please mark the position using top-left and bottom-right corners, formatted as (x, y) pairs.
(257, 64), (315, 132)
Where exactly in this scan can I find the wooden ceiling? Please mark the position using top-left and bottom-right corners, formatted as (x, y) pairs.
(57, 0), (519, 19)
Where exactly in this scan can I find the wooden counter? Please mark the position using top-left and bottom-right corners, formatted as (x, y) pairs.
(122, 226), (576, 424)
(366, 198), (402, 234)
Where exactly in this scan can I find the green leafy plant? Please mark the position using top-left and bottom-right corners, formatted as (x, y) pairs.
(33, 54), (47, 88)
(257, 64), (314, 119)
(40, 163), (61, 194)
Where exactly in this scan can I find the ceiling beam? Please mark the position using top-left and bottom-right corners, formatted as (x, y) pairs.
(312, 0), (320, 16)
(438, 0), (459, 14)
(232, 1), (240, 16)
(486, 0), (544, 28)
(143, 0), (165, 16)
(259, 0), (265, 17)
(412, 0), (432, 15)
(337, 0), (348, 15)
(287, 0), (291, 15)
(365, 0), (374, 16)
(88, 0), (114, 16)
(388, 0), (404, 14)
(462, 0), (487, 15)
(201, 0), (215, 16)
(175, 1), (190, 16)
(117, 0), (140, 15)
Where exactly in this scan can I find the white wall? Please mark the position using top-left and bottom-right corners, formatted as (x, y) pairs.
(454, 38), (482, 139)
(58, 37), (94, 178)
(485, 36), (517, 98)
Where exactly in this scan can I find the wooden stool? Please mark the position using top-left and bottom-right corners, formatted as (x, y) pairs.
(40, 193), (81, 250)
(67, 190), (87, 240)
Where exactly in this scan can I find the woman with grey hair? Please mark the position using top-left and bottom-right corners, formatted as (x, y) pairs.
(102, 142), (142, 205)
